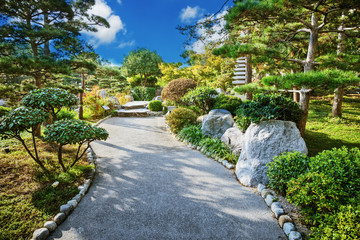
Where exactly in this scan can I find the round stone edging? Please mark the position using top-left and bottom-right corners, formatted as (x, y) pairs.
(30, 116), (111, 240)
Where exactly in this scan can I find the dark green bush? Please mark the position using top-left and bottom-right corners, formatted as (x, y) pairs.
(235, 93), (302, 131)
(161, 78), (197, 103)
(310, 204), (360, 239)
(287, 147), (360, 225)
(148, 100), (162, 111)
(165, 107), (197, 133)
(267, 151), (310, 195)
(212, 94), (242, 115)
(0, 106), (10, 117)
(132, 86), (156, 101)
(182, 86), (218, 113)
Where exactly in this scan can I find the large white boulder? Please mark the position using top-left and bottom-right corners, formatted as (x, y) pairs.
(221, 127), (244, 154)
(202, 109), (234, 138)
(235, 120), (307, 187)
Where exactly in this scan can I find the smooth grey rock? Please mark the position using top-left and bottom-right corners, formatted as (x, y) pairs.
(222, 160), (229, 166)
(32, 228), (49, 240)
(221, 127), (244, 154)
(196, 146), (201, 151)
(78, 185), (85, 191)
(289, 231), (303, 240)
(202, 109), (234, 138)
(279, 215), (293, 228)
(79, 188), (86, 196)
(72, 194), (82, 203)
(60, 204), (71, 215)
(273, 207), (285, 218)
(67, 200), (78, 209)
(265, 194), (275, 206)
(44, 221), (57, 232)
(108, 96), (121, 109)
(257, 184), (266, 193)
(54, 213), (66, 225)
(271, 202), (282, 212)
(0, 99), (7, 107)
(153, 96), (162, 101)
(225, 162), (235, 169)
(125, 95), (134, 102)
(235, 120), (308, 187)
(283, 222), (296, 236)
(261, 189), (272, 199)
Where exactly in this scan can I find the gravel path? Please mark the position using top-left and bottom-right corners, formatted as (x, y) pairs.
(49, 117), (286, 240)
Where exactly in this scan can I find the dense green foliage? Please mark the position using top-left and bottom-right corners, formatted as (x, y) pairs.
(212, 94), (242, 115)
(235, 94), (302, 131)
(267, 152), (310, 195)
(182, 86), (218, 113)
(44, 119), (108, 171)
(132, 86), (156, 101)
(161, 78), (197, 103)
(0, 106), (11, 117)
(165, 107), (197, 133)
(148, 100), (163, 111)
(22, 88), (78, 120)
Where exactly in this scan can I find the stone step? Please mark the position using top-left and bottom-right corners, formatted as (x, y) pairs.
(234, 72), (246, 76)
(122, 101), (149, 110)
(116, 109), (150, 117)
(233, 75), (246, 80)
(232, 80), (246, 85)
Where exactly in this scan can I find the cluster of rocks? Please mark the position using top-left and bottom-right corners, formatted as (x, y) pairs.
(201, 109), (308, 187)
(257, 184), (303, 240)
(30, 116), (107, 240)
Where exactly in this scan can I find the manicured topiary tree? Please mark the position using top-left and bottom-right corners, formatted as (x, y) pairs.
(44, 119), (108, 171)
(23, 87), (78, 121)
(0, 107), (49, 171)
(161, 78), (197, 104)
(148, 100), (163, 111)
(182, 86), (218, 113)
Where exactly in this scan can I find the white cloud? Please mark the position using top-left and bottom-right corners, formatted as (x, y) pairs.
(84, 0), (125, 47)
(180, 6), (205, 23)
(118, 40), (135, 48)
(117, 0), (122, 4)
(191, 10), (228, 53)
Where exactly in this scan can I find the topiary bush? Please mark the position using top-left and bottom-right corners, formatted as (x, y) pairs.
(212, 94), (242, 115)
(235, 93), (303, 131)
(287, 147), (360, 225)
(44, 119), (109, 171)
(182, 86), (218, 113)
(267, 151), (310, 195)
(161, 78), (197, 103)
(0, 107), (49, 171)
(22, 87), (78, 121)
(165, 107), (197, 133)
(148, 100), (162, 111)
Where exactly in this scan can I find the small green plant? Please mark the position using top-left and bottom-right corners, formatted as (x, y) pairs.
(236, 93), (302, 131)
(182, 86), (218, 113)
(234, 116), (251, 132)
(132, 86), (156, 101)
(267, 151), (310, 195)
(212, 94), (242, 115)
(165, 107), (197, 133)
(0, 107), (49, 171)
(178, 124), (203, 146)
(148, 100), (163, 111)
(161, 78), (197, 103)
(0, 106), (10, 117)
(44, 119), (109, 171)
(57, 108), (77, 120)
(22, 87), (78, 121)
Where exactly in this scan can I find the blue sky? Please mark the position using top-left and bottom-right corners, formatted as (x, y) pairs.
(82, 0), (233, 66)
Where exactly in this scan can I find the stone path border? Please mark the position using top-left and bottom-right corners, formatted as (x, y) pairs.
(30, 116), (110, 240)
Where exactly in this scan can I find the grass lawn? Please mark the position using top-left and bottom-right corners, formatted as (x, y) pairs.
(305, 94), (360, 156)
(0, 134), (92, 240)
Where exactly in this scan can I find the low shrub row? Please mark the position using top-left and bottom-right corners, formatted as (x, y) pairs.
(267, 147), (360, 238)
(177, 124), (239, 164)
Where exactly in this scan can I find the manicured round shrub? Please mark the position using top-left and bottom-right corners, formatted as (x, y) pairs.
(165, 107), (197, 133)
(148, 100), (163, 111)
(212, 94), (242, 115)
(287, 147), (360, 222)
(161, 78), (197, 103)
(182, 86), (218, 113)
(267, 151), (310, 195)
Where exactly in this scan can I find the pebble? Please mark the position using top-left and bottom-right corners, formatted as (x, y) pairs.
(54, 213), (66, 225)
(32, 228), (49, 240)
(60, 204), (72, 216)
(44, 221), (57, 232)
(261, 189), (272, 198)
(283, 222), (296, 236)
(271, 202), (282, 212)
(278, 215), (293, 228)
(265, 194), (275, 206)
(289, 231), (303, 240)
(257, 184), (266, 193)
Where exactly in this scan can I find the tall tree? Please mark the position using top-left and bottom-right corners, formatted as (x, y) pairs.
(121, 48), (163, 87)
(0, 0), (109, 88)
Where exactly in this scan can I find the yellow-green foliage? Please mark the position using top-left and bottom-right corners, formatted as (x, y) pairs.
(165, 107), (197, 133)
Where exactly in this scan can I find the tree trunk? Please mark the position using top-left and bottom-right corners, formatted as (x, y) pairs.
(332, 86), (345, 117)
(79, 73), (85, 120)
(58, 145), (66, 172)
(298, 13), (319, 136)
(332, 19), (346, 117)
(245, 54), (253, 100)
(293, 87), (299, 103)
